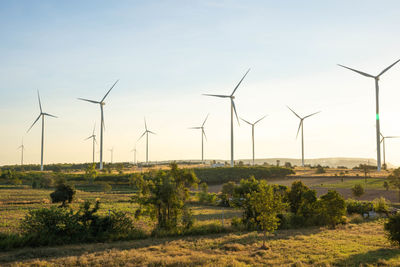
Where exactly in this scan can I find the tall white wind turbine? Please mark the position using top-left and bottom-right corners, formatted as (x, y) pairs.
(17, 138), (25, 166)
(108, 147), (114, 164)
(203, 69), (250, 167)
(338, 59), (400, 171)
(27, 91), (57, 171)
(78, 80), (118, 170)
(85, 123), (97, 164)
(138, 118), (156, 164)
(287, 106), (320, 167)
(380, 133), (400, 169)
(189, 114), (209, 164)
(131, 145), (137, 165)
(241, 115), (266, 166)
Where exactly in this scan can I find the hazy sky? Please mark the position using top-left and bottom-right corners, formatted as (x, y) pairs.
(1, 0), (400, 166)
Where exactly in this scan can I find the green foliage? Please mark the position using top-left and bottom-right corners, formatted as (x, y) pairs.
(219, 181), (236, 207)
(288, 181), (316, 214)
(198, 182), (217, 205)
(346, 199), (373, 217)
(85, 163), (98, 183)
(384, 181), (390, 191)
(193, 166), (294, 185)
(248, 185), (287, 248)
(317, 190), (346, 227)
(50, 183), (76, 207)
(372, 197), (390, 216)
(351, 184), (365, 198)
(315, 165), (326, 174)
(102, 182), (112, 193)
(18, 200), (142, 247)
(134, 162), (198, 230)
(388, 168), (400, 202)
(384, 213), (400, 247)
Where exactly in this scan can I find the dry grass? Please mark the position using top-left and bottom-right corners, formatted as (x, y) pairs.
(1, 220), (399, 266)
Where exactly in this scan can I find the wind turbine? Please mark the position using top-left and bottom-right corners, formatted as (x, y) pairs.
(131, 144), (137, 165)
(189, 114), (209, 164)
(287, 106), (320, 167)
(85, 123), (97, 164)
(240, 115), (266, 166)
(27, 91), (57, 171)
(108, 147), (114, 164)
(78, 80), (118, 170)
(338, 59), (400, 171)
(138, 118), (156, 164)
(380, 132), (400, 169)
(17, 138), (25, 166)
(203, 69), (250, 167)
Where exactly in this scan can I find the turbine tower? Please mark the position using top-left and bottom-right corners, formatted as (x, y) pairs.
(287, 106), (320, 167)
(338, 59), (400, 171)
(131, 146), (137, 165)
(108, 147), (114, 164)
(380, 133), (400, 170)
(203, 69), (250, 167)
(189, 114), (209, 164)
(240, 115), (266, 166)
(27, 91), (57, 171)
(17, 138), (25, 166)
(138, 118), (156, 164)
(78, 80), (118, 170)
(85, 123), (97, 164)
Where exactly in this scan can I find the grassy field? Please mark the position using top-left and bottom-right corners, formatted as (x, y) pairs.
(1, 220), (399, 266)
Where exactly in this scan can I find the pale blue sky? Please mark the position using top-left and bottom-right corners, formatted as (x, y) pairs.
(1, 0), (400, 165)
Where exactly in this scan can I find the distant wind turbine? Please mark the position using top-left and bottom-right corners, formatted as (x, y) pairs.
(189, 114), (209, 164)
(78, 80), (118, 170)
(85, 123), (97, 164)
(241, 115), (266, 166)
(380, 132), (400, 169)
(138, 118), (156, 164)
(17, 138), (25, 166)
(338, 59), (400, 171)
(287, 106), (320, 167)
(27, 91), (57, 171)
(108, 147), (114, 164)
(131, 145), (137, 165)
(203, 69), (250, 167)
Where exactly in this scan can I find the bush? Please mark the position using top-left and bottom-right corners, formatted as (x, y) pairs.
(384, 213), (400, 247)
(102, 182), (112, 193)
(351, 184), (365, 198)
(50, 183), (76, 207)
(315, 165), (326, 174)
(373, 197), (390, 216)
(346, 199), (373, 217)
(316, 190), (346, 227)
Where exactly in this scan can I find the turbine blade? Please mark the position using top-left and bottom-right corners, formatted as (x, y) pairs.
(138, 131), (147, 141)
(202, 94), (230, 98)
(144, 117), (147, 131)
(296, 120), (302, 139)
(240, 117), (253, 126)
(378, 59), (400, 77)
(189, 127), (202, 129)
(232, 99), (240, 125)
(287, 106), (301, 119)
(77, 98), (100, 104)
(93, 122), (96, 135)
(337, 64), (375, 78)
(385, 136), (400, 139)
(37, 90), (42, 113)
(202, 113), (209, 127)
(84, 135), (92, 141)
(202, 129), (207, 141)
(231, 68), (250, 96)
(27, 114), (41, 132)
(304, 111), (321, 119)
(148, 130), (156, 135)
(43, 113), (58, 118)
(254, 115), (267, 124)
(101, 80), (119, 102)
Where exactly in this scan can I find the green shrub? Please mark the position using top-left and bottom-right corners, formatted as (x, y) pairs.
(50, 183), (76, 207)
(384, 213), (400, 247)
(349, 214), (364, 224)
(346, 199), (373, 217)
(316, 190), (346, 227)
(373, 197), (390, 216)
(351, 184), (365, 198)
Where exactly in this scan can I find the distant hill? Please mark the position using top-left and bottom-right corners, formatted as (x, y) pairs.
(234, 157), (395, 169)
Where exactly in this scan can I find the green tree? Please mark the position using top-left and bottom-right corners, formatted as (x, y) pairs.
(373, 197), (390, 216)
(248, 185), (286, 249)
(388, 168), (400, 202)
(288, 181), (315, 214)
(134, 162), (198, 230)
(85, 163), (98, 184)
(317, 190), (346, 228)
(351, 184), (365, 198)
(384, 181), (390, 191)
(50, 183), (76, 207)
